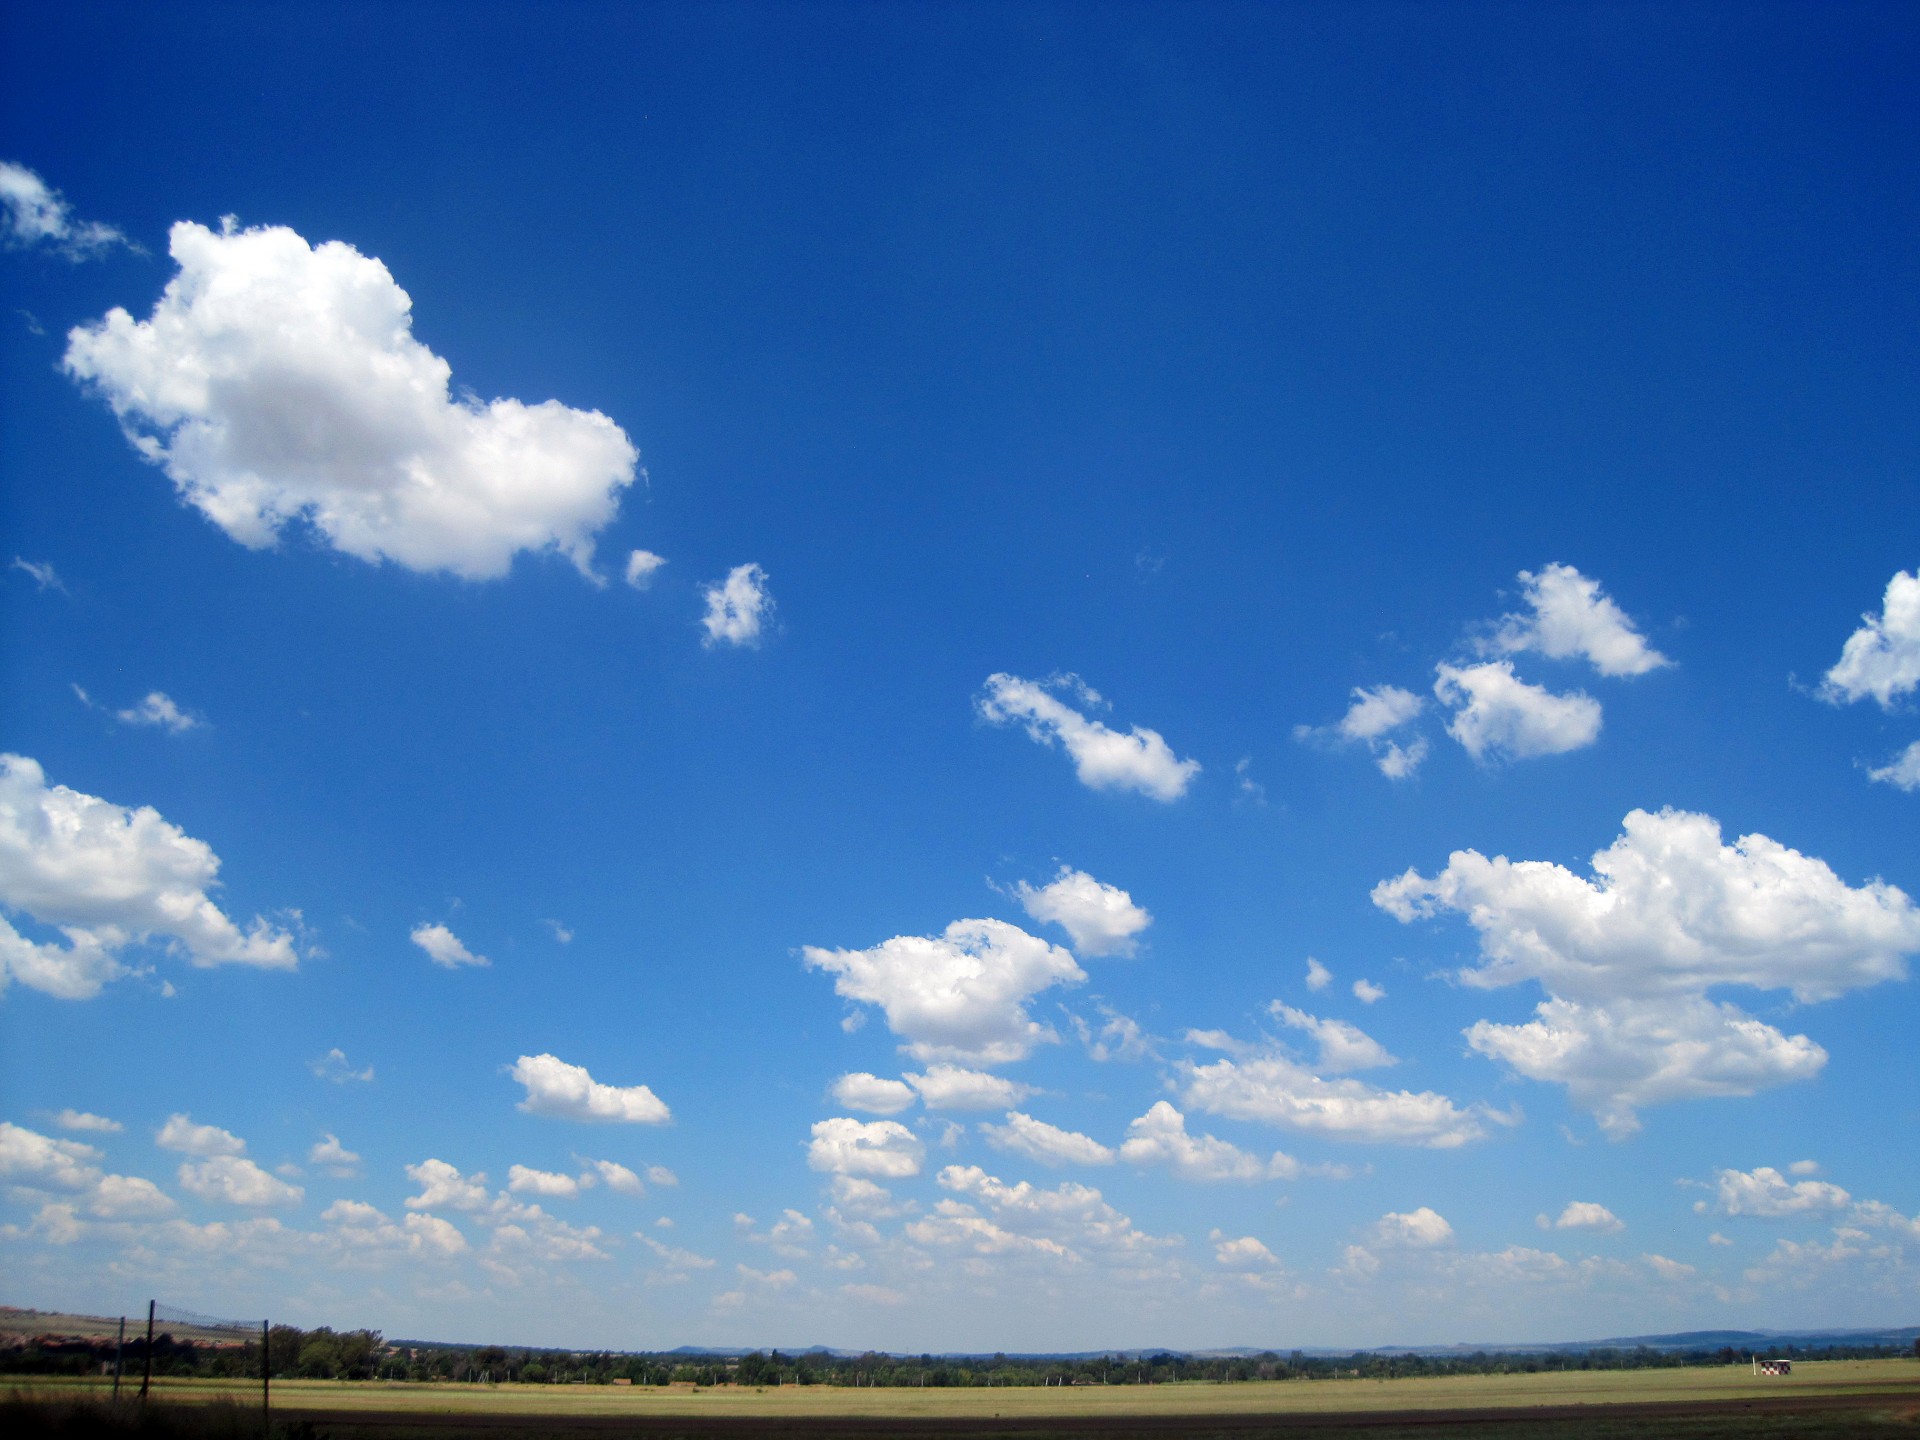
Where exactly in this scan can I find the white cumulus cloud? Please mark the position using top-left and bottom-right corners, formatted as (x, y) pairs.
(0, 754), (297, 999)
(50, 1110), (120, 1133)
(828, 1073), (917, 1115)
(410, 922), (487, 969)
(806, 1118), (925, 1179)
(1866, 740), (1920, 793)
(1543, 1201), (1623, 1233)
(1376, 807), (1920, 1134)
(404, 1159), (490, 1212)
(1705, 1165), (1852, 1218)
(1305, 957), (1332, 991)
(980, 1112), (1115, 1168)
(582, 1159), (645, 1195)
(1296, 685), (1429, 779)
(977, 673), (1199, 801)
(803, 917), (1084, 1066)
(507, 1164), (582, 1199)
(1119, 1101), (1286, 1182)
(156, 1114), (246, 1157)
(1821, 570), (1920, 709)
(1013, 866), (1151, 958)
(1482, 563), (1671, 677)
(115, 692), (202, 734)
(1370, 1207), (1454, 1247)
(177, 1155), (303, 1208)
(63, 220), (638, 579)
(1177, 1052), (1493, 1149)
(1433, 661), (1602, 762)
(905, 1064), (1035, 1112)
(624, 549), (667, 590)
(700, 562), (772, 647)
(308, 1134), (361, 1177)
(509, 1053), (670, 1124)
(0, 161), (130, 260)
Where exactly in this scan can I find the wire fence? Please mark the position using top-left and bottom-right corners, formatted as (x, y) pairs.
(137, 1299), (271, 1431)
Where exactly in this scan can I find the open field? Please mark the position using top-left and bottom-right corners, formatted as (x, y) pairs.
(8, 1360), (1920, 1437)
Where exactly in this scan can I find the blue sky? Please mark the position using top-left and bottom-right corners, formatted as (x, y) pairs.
(2, 3), (1917, 1352)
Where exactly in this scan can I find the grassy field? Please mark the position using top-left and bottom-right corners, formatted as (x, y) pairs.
(7, 1358), (1920, 1436)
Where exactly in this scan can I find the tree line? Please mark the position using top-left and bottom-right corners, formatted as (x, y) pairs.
(3, 1325), (1914, 1384)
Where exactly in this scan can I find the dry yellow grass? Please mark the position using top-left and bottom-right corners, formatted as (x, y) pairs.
(8, 1357), (1917, 1420)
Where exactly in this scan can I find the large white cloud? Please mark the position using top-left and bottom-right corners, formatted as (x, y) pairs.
(63, 220), (638, 580)
(1375, 808), (1918, 1003)
(1177, 1053), (1493, 1149)
(914, 1164), (1174, 1262)
(156, 1114), (246, 1157)
(509, 1053), (670, 1124)
(828, 1072), (917, 1115)
(0, 1122), (176, 1219)
(1377, 808), (1919, 1133)
(905, 1064), (1035, 1111)
(0, 754), (297, 998)
(977, 674), (1199, 801)
(802, 917), (1084, 1065)
(980, 1112), (1115, 1168)
(1370, 1207), (1454, 1247)
(177, 1155), (303, 1208)
(1483, 563), (1671, 677)
(1118, 1101), (1284, 1182)
(1821, 570), (1920, 709)
(1704, 1165), (1852, 1218)
(1013, 867), (1151, 958)
(403, 1159), (490, 1212)
(0, 161), (129, 260)
(806, 1118), (924, 1179)
(1433, 662), (1601, 762)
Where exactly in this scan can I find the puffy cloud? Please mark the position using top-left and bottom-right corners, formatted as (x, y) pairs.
(977, 674), (1199, 802)
(177, 1155), (303, 1207)
(0, 754), (297, 999)
(624, 549), (666, 590)
(1376, 808), (1920, 1132)
(113, 692), (202, 734)
(1296, 685), (1429, 779)
(803, 917), (1084, 1066)
(1377, 808), (1917, 1004)
(1352, 979), (1386, 1005)
(507, 1165), (582, 1199)
(918, 1164), (1173, 1261)
(1179, 1053), (1491, 1149)
(323, 1201), (469, 1260)
(1433, 661), (1602, 762)
(308, 1134), (361, 1177)
(583, 1159), (645, 1195)
(311, 1047), (374, 1084)
(980, 1112), (1116, 1168)
(646, 1165), (678, 1188)
(0, 1121), (102, 1190)
(1867, 741), (1920, 792)
(1482, 564), (1671, 678)
(50, 1109), (120, 1133)
(0, 161), (130, 260)
(1542, 1201), (1623, 1234)
(700, 563), (772, 647)
(1119, 1101), (1285, 1182)
(509, 1053), (670, 1124)
(1213, 1233), (1281, 1269)
(410, 922), (487, 969)
(1013, 867), (1152, 958)
(63, 220), (638, 580)
(906, 1064), (1035, 1112)
(1821, 570), (1920, 709)
(156, 1114), (246, 1157)
(1305, 958), (1332, 992)
(1704, 1166), (1852, 1218)
(807, 1118), (925, 1179)
(1465, 995), (1826, 1139)
(638, 1234), (715, 1271)
(1268, 1003), (1395, 1073)
(87, 1173), (176, 1219)
(829, 1072), (917, 1115)
(1370, 1207), (1454, 1248)
(403, 1159), (491, 1212)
